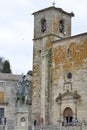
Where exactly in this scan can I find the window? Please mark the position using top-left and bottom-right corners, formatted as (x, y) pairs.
(0, 81), (5, 86)
(59, 19), (64, 33)
(0, 91), (4, 102)
(67, 72), (72, 79)
(41, 19), (46, 32)
(0, 108), (4, 124)
(38, 50), (41, 57)
(66, 48), (70, 58)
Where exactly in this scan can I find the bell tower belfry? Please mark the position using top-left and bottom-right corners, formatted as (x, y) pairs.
(32, 6), (74, 125)
(33, 6), (74, 40)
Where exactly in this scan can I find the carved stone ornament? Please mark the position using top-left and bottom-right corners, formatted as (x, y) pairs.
(20, 117), (26, 122)
(56, 89), (81, 102)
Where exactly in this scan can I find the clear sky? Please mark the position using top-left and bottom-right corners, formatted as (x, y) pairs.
(0, 0), (87, 75)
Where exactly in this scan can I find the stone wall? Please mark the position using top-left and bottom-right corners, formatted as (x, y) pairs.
(32, 6), (73, 123)
(32, 32), (87, 125)
(51, 33), (87, 124)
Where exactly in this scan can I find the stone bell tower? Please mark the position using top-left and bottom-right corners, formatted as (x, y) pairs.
(32, 6), (74, 125)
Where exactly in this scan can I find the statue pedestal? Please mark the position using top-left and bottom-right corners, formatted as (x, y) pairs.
(15, 106), (28, 130)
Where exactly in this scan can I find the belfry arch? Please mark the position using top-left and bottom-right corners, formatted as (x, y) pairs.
(63, 107), (73, 123)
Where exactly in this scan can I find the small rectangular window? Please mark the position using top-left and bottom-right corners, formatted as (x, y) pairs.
(66, 48), (70, 58)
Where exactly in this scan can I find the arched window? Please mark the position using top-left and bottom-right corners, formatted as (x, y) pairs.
(41, 19), (46, 33)
(59, 19), (64, 33)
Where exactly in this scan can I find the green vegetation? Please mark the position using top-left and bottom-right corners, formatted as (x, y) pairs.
(0, 57), (12, 73)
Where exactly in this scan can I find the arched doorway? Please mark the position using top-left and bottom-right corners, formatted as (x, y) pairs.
(63, 107), (73, 123)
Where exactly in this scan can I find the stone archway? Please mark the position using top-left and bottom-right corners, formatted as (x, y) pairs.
(63, 107), (73, 123)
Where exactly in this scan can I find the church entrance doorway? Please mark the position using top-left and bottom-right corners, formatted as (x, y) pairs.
(63, 107), (73, 123)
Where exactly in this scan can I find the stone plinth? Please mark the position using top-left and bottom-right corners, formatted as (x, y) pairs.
(15, 106), (28, 130)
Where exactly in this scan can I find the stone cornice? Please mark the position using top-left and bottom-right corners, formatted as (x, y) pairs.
(32, 6), (74, 17)
(33, 33), (62, 41)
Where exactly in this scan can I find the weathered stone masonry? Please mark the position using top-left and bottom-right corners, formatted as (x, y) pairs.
(32, 6), (87, 125)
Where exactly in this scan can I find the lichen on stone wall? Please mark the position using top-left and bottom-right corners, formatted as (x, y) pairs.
(53, 38), (87, 73)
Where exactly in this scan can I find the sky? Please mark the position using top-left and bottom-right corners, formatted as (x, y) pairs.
(0, 0), (87, 75)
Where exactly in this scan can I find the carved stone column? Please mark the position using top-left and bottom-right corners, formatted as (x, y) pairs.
(74, 99), (77, 119)
(41, 50), (49, 125)
(74, 91), (81, 120)
(56, 93), (62, 124)
(58, 101), (62, 124)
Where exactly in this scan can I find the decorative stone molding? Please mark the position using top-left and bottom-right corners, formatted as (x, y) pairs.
(56, 89), (81, 103)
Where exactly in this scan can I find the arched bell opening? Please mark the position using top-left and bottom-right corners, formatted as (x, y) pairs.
(63, 107), (73, 123)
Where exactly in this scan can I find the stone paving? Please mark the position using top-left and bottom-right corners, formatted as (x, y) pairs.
(33, 125), (87, 130)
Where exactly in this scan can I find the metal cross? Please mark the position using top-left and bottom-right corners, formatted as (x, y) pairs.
(52, 0), (56, 6)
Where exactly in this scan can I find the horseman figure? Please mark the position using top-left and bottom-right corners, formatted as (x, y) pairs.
(16, 75), (29, 106)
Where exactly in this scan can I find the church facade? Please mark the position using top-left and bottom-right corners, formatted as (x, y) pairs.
(32, 6), (87, 125)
